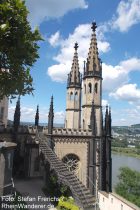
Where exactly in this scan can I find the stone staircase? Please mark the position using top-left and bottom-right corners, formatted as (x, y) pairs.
(38, 133), (96, 210)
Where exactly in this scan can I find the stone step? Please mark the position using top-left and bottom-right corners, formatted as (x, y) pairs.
(39, 138), (96, 209)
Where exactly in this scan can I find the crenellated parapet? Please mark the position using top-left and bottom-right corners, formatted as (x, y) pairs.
(48, 128), (92, 136)
(0, 125), (39, 135)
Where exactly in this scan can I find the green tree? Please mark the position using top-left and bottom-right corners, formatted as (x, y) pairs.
(115, 167), (140, 207)
(0, 0), (42, 99)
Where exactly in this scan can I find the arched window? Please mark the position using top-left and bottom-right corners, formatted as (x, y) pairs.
(95, 83), (98, 93)
(70, 92), (73, 100)
(75, 92), (78, 101)
(84, 84), (86, 93)
(88, 83), (92, 93)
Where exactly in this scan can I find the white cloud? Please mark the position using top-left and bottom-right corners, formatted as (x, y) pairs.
(113, 0), (140, 32)
(120, 57), (140, 72)
(102, 63), (128, 92)
(55, 111), (65, 123)
(25, 0), (88, 28)
(102, 57), (140, 92)
(8, 106), (35, 122)
(95, 0), (140, 35)
(8, 106), (64, 123)
(48, 63), (70, 83)
(47, 23), (110, 82)
(48, 31), (61, 47)
(98, 41), (110, 53)
(111, 106), (140, 126)
(102, 99), (108, 107)
(110, 84), (140, 103)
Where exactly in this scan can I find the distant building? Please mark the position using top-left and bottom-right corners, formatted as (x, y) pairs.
(0, 97), (8, 127)
(127, 145), (136, 148)
(99, 191), (140, 210)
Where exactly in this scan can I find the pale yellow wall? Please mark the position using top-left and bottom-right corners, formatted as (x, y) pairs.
(55, 141), (88, 187)
(65, 87), (81, 129)
(82, 78), (101, 106)
(82, 77), (102, 134)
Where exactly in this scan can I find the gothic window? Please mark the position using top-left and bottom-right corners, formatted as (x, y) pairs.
(84, 84), (86, 93)
(88, 83), (92, 93)
(75, 92), (78, 101)
(83, 119), (85, 130)
(62, 154), (80, 174)
(70, 92), (74, 100)
(95, 83), (98, 93)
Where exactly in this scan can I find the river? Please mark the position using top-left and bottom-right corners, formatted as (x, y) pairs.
(112, 154), (140, 188)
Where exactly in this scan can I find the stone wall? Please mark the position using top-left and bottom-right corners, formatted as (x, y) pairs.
(55, 141), (89, 187)
(0, 142), (16, 196)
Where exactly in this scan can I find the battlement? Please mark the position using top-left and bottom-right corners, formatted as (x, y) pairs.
(0, 125), (92, 136)
(0, 125), (38, 134)
(52, 128), (92, 136)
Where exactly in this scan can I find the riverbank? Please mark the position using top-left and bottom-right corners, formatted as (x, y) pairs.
(112, 147), (140, 159)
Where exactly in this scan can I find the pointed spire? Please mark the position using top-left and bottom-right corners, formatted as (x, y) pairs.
(13, 96), (20, 131)
(105, 105), (111, 136)
(108, 107), (112, 137)
(90, 100), (97, 135)
(35, 105), (39, 126)
(67, 42), (81, 88)
(84, 21), (102, 78)
(48, 95), (54, 135)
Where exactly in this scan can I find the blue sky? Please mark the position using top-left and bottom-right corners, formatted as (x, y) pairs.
(8, 0), (140, 126)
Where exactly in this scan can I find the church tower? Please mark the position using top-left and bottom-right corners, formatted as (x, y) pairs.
(65, 43), (82, 129)
(82, 22), (102, 135)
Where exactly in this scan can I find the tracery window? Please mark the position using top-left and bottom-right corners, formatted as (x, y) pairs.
(62, 154), (80, 174)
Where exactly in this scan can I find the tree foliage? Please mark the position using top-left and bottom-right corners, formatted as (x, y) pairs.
(0, 0), (42, 99)
(115, 167), (140, 207)
(57, 196), (79, 210)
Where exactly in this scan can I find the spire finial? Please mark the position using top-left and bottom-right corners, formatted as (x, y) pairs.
(91, 21), (97, 32)
(51, 95), (53, 102)
(74, 42), (78, 50)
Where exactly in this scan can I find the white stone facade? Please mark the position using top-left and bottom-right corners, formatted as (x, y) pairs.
(98, 191), (140, 210)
